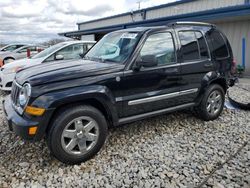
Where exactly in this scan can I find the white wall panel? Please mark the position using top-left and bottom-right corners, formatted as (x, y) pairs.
(216, 20), (250, 74)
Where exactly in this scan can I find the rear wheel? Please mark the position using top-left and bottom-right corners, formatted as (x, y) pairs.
(195, 84), (225, 121)
(47, 105), (108, 164)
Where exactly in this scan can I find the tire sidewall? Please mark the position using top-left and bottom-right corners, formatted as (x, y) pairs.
(202, 84), (225, 120)
(48, 106), (108, 164)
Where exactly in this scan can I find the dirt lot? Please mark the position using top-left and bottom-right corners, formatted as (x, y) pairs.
(0, 80), (249, 188)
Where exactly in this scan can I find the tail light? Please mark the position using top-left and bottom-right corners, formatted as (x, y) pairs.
(231, 59), (237, 74)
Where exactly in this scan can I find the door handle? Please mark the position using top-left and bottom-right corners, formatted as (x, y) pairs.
(204, 63), (213, 68)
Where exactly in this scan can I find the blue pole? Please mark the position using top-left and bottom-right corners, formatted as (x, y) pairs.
(242, 38), (246, 68)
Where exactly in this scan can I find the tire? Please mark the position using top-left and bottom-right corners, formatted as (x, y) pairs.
(195, 84), (225, 121)
(47, 105), (108, 164)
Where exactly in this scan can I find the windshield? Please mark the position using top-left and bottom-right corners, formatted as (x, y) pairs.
(85, 32), (141, 63)
(31, 43), (65, 59)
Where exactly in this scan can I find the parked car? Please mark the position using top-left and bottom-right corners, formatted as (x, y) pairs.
(0, 45), (46, 66)
(0, 44), (27, 53)
(3, 22), (236, 164)
(0, 41), (95, 91)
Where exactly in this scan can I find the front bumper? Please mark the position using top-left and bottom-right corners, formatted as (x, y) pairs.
(3, 95), (53, 141)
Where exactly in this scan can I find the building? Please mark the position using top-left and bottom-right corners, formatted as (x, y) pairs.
(60, 0), (250, 75)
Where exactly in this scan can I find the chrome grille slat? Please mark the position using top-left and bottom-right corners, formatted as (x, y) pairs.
(11, 81), (21, 107)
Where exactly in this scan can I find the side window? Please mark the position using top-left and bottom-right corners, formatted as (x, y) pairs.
(179, 31), (200, 61)
(18, 47), (29, 53)
(140, 32), (176, 66)
(28, 47), (37, 52)
(208, 30), (229, 58)
(195, 31), (209, 59)
(87, 43), (94, 50)
(56, 44), (83, 60)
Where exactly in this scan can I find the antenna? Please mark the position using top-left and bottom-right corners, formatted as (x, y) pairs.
(137, 1), (141, 10)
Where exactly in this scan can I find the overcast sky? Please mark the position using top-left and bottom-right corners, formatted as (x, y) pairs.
(0, 0), (176, 44)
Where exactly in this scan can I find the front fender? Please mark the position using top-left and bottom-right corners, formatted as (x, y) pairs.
(30, 85), (118, 125)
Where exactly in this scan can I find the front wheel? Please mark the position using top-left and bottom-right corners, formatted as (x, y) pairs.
(47, 105), (108, 164)
(195, 84), (225, 121)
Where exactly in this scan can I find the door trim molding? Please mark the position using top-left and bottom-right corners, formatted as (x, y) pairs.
(128, 88), (198, 106)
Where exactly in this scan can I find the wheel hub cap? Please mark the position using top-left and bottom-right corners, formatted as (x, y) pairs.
(61, 116), (99, 155)
(206, 90), (223, 116)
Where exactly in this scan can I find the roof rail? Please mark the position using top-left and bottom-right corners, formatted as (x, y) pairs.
(168, 21), (216, 27)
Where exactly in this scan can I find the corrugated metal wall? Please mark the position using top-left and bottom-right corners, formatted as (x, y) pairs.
(79, 0), (245, 30)
(146, 0), (245, 19)
(216, 20), (250, 74)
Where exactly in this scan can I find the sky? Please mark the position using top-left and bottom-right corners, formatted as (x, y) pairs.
(0, 0), (176, 44)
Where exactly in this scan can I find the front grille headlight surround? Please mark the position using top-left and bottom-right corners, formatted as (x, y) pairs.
(18, 83), (31, 108)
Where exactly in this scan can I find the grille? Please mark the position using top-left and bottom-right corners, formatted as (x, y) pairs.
(11, 81), (21, 107)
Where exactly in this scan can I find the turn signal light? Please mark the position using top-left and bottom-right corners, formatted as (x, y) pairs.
(0, 59), (3, 67)
(29, 127), (38, 135)
(25, 106), (45, 116)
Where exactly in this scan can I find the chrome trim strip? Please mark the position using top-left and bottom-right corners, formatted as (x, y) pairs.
(128, 88), (198, 106)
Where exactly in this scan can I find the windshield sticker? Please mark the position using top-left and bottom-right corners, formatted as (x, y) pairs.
(121, 33), (138, 39)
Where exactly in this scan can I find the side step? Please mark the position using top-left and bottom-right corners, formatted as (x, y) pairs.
(118, 103), (195, 125)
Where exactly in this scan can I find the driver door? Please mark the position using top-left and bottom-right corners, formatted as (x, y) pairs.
(120, 31), (182, 117)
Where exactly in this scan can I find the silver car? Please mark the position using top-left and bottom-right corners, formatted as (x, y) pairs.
(0, 45), (46, 66)
(0, 44), (27, 52)
(0, 40), (96, 91)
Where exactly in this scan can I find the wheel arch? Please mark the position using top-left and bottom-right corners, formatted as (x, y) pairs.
(46, 97), (116, 134)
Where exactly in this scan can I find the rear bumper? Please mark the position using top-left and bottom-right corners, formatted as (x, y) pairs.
(3, 95), (54, 141)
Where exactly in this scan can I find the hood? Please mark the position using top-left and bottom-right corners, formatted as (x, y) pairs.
(15, 59), (124, 86)
(2, 57), (43, 69)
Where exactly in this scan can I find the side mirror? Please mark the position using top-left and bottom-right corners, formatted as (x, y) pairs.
(134, 55), (158, 71)
(55, 54), (64, 60)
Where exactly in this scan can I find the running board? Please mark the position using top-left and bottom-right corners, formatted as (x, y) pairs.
(118, 103), (195, 125)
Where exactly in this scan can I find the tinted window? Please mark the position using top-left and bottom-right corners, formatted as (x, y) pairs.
(179, 31), (200, 61)
(209, 30), (228, 58)
(195, 31), (209, 59)
(140, 32), (175, 66)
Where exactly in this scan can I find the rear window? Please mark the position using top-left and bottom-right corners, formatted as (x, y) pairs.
(195, 31), (209, 59)
(208, 30), (229, 58)
(179, 31), (200, 61)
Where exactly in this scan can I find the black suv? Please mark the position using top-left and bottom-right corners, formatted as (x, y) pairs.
(3, 22), (235, 164)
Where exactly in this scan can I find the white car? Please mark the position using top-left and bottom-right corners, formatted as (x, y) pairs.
(0, 45), (46, 65)
(0, 41), (96, 91)
(0, 44), (27, 52)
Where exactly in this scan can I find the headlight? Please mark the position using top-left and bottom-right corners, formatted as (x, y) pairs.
(19, 83), (31, 107)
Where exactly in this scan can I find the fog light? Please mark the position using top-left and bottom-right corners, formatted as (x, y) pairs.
(25, 106), (45, 116)
(29, 127), (37, 135)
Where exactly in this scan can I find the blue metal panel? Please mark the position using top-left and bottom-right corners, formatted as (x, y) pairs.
(242, 38), (246, 68)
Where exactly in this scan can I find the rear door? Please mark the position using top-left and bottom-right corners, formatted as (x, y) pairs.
(175, 27), (213, 104)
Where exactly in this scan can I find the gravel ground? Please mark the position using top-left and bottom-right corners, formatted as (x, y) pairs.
(0, 80), (249, 188)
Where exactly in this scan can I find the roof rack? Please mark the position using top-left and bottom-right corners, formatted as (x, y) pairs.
(168, 21), (216, 27)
